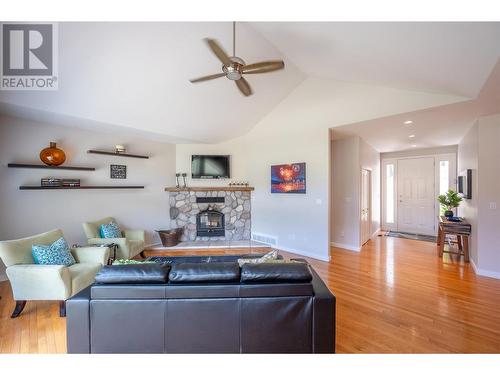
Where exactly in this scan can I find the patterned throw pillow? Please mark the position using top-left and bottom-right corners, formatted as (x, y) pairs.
(32, 237), (76, 266)
(100, 222), (122, 238)
(237, 249), (279, 267)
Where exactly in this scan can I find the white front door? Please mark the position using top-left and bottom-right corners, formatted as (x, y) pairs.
(361, 169), (371, 245)
(397, 157), (436, 235)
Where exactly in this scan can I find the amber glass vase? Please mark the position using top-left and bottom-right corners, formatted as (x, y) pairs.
(40, 142), (66, 166)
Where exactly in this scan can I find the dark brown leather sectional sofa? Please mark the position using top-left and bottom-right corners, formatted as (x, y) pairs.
(66, 256), (336, 353)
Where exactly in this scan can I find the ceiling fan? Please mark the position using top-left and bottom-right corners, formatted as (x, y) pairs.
(190, 22), (285, 97)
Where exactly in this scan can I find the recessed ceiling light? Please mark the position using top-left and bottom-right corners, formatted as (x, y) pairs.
(408, 134), (415, 138)
(404, 120), (413, 125)
(411, 144), (417, 147)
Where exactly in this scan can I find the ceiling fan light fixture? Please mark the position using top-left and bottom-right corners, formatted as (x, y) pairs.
(189, 22), (285, 96)
(222, 57), (245, 80)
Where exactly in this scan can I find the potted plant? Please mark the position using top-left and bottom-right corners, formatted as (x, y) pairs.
(437, 189), (462, 218)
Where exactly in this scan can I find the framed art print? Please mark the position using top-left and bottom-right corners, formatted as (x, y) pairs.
(271, 162), (306, 194)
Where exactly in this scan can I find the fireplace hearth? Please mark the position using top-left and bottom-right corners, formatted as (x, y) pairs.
(196, 207), (225, 237)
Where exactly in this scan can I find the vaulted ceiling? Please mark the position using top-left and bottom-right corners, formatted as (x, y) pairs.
(1, 22), (499, 143)
(252, 22), (500, 98)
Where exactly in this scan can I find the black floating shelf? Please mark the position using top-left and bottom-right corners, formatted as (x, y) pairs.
(8, 163), (95, 171)
(87, 150), (149, 159)
(19, 185), (145, 190)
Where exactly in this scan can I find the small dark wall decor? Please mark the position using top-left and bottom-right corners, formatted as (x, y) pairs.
(110, 164), (127, 179)
(458, 169), (472, 199)
(271, 162), (306, 194)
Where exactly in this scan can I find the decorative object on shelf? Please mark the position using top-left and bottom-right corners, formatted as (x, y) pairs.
(438, 189), (463, 218)
(271, 162), (306, 194)
(87, 149), (149, 159)
(175, 173), (181, 188)
(110, 164), (127, 179)
(115, 144), (126, 154)
(39, 142), (66, 166)
(229, 181), (249, 187)
(181, 173), (188, 188)
(62, 178), (80, 187)
(156, 228), (183, 247)
(41, 178), (62, 187)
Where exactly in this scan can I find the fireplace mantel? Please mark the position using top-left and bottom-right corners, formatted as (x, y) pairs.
(165, 186), (254, 192)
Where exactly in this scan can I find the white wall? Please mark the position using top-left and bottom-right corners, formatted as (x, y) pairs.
(330, 136), (380, 251)
(176, 77), (465, 261)
(457, 123), (479, 264)
(331, 137), (360, 250)
(458, 114), (500, 279)
(360, 138), (381, 237)
(476, 114), (500, 277)
(0, 115), (176, 280)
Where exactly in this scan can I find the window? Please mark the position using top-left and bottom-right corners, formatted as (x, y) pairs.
(439, 160), (449, 195)
(386, 163), (395, 224)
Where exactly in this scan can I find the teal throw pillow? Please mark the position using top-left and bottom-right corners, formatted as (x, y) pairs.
(100, 222), (122, 238)
(32, 237), (76, 266)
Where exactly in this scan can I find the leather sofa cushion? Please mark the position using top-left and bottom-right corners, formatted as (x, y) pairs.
(95, 264), (170, 284)
(241, 263), (313, 283)
(169, 262), (240, 283)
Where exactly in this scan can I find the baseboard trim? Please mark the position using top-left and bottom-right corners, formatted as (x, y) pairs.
(330, 242), (361, 252)
(276, 244), (330, 262)
(470, 258), (500, 279)
(371, 227), (381, 237)
(470, 257), (478, 274)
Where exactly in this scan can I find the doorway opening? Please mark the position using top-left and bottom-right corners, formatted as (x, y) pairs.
(361, 168), (372, 245)
(382, 153), (456, 236)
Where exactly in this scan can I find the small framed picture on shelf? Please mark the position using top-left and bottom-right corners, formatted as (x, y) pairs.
(110, 164), (127, 179)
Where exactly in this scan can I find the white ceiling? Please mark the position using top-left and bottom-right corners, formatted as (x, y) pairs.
(251, 22), (500, 98)
(1, 22), (499, 143)
(331, 60), (500, 152)
(0, 22), (305, 143)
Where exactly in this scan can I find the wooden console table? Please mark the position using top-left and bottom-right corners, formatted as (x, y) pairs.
(437, 216), (471, 262)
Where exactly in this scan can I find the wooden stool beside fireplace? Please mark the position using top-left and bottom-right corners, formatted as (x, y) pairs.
(437, 216), (471, 262)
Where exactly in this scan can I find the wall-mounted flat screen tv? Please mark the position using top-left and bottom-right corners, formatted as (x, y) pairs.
(192, 155), (230, 179)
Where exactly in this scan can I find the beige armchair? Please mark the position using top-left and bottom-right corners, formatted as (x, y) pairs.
(82, 217), (146, 260)
(0, 229), (108, 318)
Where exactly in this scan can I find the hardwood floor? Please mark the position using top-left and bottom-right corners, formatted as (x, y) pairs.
(1, 236), (500, 353)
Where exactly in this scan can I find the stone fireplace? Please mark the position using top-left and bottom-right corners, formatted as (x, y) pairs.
(165, 187), (253, 242)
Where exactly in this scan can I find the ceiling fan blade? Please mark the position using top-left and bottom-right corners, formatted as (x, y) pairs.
(190, 73), (226, 83)
(204, 38), (232, 67)
(235, 77), (252, 96)
(242, 60), (285, 74)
